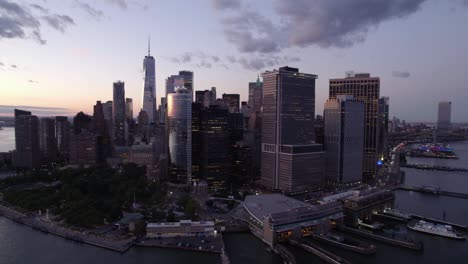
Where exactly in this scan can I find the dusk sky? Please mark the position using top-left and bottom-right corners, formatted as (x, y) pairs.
(1, 0), (468, 122)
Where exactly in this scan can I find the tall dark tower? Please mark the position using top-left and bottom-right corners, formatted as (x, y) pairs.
(261, 66), (324, 193)
(113, 81), (126, 146)
(14, 109), (40, 168)
(329, 72), (381, 182)
(143, 37), (156, 123)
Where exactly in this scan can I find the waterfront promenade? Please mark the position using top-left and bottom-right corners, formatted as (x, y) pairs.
(0, 203), (135, 252)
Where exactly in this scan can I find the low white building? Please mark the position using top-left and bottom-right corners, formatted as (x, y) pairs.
(146, 220), (215, 238)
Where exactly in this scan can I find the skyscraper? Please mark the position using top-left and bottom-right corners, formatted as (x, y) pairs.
(143, 40), (156, 123)
(94, 101), (112, 164)
(14, 109), (40, 168)
(324, 95), (365, 186)
(39, 117), (57, 162)
(437, 101), (452, 130)
(179, 71), (194, 101)
(113, 81), (126, 146)
(222, 93), (240, 113)
(125, 98), (133, 120)
(55, 116), (70, 161)
(329, 72), (381, 181)
(200, 105), (230, 191)
(378, 97), (390, 159)
(261, 66), (324, 193)
(167, 87), (192, 186)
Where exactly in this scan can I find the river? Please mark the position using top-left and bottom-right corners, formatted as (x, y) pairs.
(0, 128), (467, 263)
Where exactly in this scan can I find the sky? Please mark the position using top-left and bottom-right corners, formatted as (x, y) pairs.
(1, 0), (468, 122)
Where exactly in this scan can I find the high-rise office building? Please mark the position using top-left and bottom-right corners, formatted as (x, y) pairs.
(437, 101), (452, 130)
(248, 76), (263, 114)
(14, 109), (40, 168)
(158, 97), (167, 125)
(222, 94), (240, 113)
(324, 95), (365, 186)
(329, 72), (380, 181)
(167, 87), (192, 185)
(113, 81), (126, 146)
(200, 105), (230, 191)
(94, 101), (112, 164)
(191, 102), (202, 183)
(378, 97), (390, 159)
(261, 66), (324, 193)
(39, 117), (57, 162)
(179, 71), (194, 101)
(102, 100), (113, 140)
(143, 40), (157, 123)
(55, 116), (70, 161)
(125, 98), (133, 120)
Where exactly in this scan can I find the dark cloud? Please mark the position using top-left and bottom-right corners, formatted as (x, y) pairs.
(0, 0), (44, 44)
(106, 0), (128, 9)
(392, 70), (411, 78)
(212, 0), (241, 10)
(43, 14), (74, 33)
(215, 0), (428, 53)
(10, 64), (16, 68)
(0, 62), (3, 66)
(28, 79), (39, 83)
(211, 56), (220, 62)
(221, 10), (283, 53)
(75, 1), (104, 20)
(0, 0), (75, 44)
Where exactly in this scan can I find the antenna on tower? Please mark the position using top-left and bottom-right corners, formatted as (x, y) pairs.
(147, 35), (150, 56)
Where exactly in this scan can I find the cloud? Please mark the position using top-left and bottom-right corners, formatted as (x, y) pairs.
(235, 55), (300, 70)
(212, 0), (241, 10)
(0, 0), (75, 44)
(392, 70), (411, 78)
(75, 1), (104, 20)
(10, 64), (16, 68)
(215, 0), (428, 53)
(43, 14), (75, 33)
(0, 62), (3, 66)
(106, 0), (128, 9)
(28, 79), (39, 83)
(169, 51), (223, 69)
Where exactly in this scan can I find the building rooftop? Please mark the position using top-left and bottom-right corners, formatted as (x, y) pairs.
(244, 194), (311, 221)
(147, 220), (214, 228)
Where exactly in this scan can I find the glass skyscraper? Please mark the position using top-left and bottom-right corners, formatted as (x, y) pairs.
(143, 41), (156, 123)
(167, 87), (192, 186)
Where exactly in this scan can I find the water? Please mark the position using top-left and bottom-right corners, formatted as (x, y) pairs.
(1, 129), (468, 263)
(0, 127), (15, 152)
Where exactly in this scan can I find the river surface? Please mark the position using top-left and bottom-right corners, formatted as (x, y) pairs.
(0, 129), (467, 263)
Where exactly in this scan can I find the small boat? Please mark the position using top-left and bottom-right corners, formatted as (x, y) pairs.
(407, 220), (465, 240)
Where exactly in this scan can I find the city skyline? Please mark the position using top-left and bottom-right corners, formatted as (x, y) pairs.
(1, 0), (468, 122)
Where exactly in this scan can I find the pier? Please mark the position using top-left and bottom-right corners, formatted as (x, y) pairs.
(337, 226), (423, 251)
(396, 185), (468, 199)
(273, 244), (296, 264)
(402, 164), (468, 172)
(311, 234), (376, 255)
(289, 240), (351, 264)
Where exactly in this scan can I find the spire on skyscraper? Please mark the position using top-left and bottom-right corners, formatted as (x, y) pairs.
(148, 35), (150, 56)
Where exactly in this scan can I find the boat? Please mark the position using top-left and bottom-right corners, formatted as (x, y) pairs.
(357, 219), (384, 230)
(383, 209), (411, 220)
(407, 220), (465, 240)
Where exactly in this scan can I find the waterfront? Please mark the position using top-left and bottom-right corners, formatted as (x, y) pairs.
(1, 128), (468, 263)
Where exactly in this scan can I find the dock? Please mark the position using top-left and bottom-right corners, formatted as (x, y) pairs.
(402, 164), (468, 172)
(289, 240), (351, 264)
(273, 244), (296, 264)
(337, 226), (423, 251)
(396, 185), (468, 199)
(311, 234), (376, 255)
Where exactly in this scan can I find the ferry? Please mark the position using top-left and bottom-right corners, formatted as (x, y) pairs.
(358, 219), (384, 230)
(407, 220), (465, 240)
(383, 209), (411, 221)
